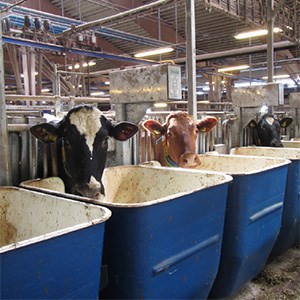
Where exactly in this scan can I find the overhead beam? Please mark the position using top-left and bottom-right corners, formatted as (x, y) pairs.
(3, 36), (158, 65)
(173, 41), (295, 63)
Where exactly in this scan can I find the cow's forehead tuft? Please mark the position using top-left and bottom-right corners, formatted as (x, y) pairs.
(69, 107), (103, 153)
(265, 116), (275, 126)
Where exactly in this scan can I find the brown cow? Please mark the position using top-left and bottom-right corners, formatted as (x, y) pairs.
(142, 111), (217, 168)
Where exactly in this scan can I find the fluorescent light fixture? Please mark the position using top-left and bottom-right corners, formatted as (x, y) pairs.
(261, 74), (290, 80)
(218, 65), (249, 73)
(234, 82), (267, 88)
(68, 61), (96, 70)
(104, 81), (110, 85)
(91, 91), (105, 96)
(134, 47), (174, 58)
(41, 88), (50, 93)
(234, 27), (282, 39)
(21, 72), (38, 77)
(154, 102), (168, 108)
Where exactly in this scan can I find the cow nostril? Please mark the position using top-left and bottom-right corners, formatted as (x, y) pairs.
(94, 191), (101, 199)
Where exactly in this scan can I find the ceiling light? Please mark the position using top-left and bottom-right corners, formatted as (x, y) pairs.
(234, 27), (282, 39)
(21, 72), (38, 77)
(68, 61), (96, 70)
(154, 102), (168, 108)
(218, 65), (249, 73)
(91, 91), (105, 96)
(261, 74), (290, 80)
(134, 47), (174, 58)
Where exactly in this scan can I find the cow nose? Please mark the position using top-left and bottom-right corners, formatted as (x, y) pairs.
(179, 152), (200, 168)
(270, 139), (283, 147)
(76, 183), (104, 199)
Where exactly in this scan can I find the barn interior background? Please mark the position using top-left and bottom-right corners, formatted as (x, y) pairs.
(0, 0), (299, 186)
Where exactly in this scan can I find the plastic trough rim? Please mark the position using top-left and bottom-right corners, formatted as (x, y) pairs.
(0, 186), (112, 254)
(20, 165), (233, 208)
(200, 152), (291, 175)
(230, 146), (300, 161)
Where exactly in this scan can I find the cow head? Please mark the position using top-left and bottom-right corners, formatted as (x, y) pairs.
(30, 105), (138, 198)
(142, 111), (217, 168)
(248, 113), (293, 147)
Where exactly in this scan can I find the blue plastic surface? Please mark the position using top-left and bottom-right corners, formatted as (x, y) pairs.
(0, 187), (110, 300)
(208, 163), (289, 299)
(20, 167), (232, 299)
(269, 160), (299, 256)
(1, 225), (105, 299)
(230, 147), (300, 257)
(101, 183), (229, 300)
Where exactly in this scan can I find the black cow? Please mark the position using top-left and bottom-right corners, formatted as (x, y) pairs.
(248, 113), (293, 147)
(30, 105), (138, 199)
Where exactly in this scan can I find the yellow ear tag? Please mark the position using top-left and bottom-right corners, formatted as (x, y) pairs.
(49, 134), (57, 142)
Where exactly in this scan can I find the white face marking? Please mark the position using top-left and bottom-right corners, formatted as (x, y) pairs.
(69, 107), (102, 154)
(88, 176), (101, 190)
(266, 117), (274, 126)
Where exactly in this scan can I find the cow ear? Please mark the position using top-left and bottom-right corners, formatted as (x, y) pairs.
(196, 116), (218, 133)
(142, 120), (164, 135)
(30, 123), (60, 143)
(248, 119), (258, 128)
(280, 117), (293, 128)
(109, 122), (139, 141)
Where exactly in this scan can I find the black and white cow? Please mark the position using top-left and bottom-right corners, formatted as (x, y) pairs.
(30, 105), (138, 199)
(248, 113), (293, 147)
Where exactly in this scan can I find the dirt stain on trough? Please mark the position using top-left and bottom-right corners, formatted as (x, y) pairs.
(0, 202), (17, 246)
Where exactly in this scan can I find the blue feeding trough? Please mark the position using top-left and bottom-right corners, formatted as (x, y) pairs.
(21, 166), (232, 300)
(0, 187), (111, 300)
(194, 154), (290, 299)
(230, 146), (300, 257)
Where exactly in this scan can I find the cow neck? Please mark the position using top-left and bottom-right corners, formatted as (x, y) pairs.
(162, 138), (178, 167)
(61, 139), (72, 179)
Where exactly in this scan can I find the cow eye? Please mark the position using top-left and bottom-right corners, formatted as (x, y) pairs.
(102, 137), (108, 147)
(167, 131), (172, 137)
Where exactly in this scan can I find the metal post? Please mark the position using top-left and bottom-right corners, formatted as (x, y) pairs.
(30, 47), (36, 96)
(267, 0), (274, 83)
(21, 46), (29, 96)
(267, 0), (274, 114)
(0, 18), (11, 185)
(186, 0), (197, 120)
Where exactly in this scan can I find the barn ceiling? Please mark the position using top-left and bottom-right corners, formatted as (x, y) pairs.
(1, 0), (300, 95)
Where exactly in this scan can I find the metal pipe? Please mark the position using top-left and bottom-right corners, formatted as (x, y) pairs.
(5, 94), (111, 103)
(3, 36), (157, 65)
(58, 0), (173, 37)
(186, 0), (197, 120)
(21, 46), (30, 96)
(0, 19), (11, 185)
(173, 41), (294, 63)
(30, 47), (36, 96)
(267, 0), (274, 83)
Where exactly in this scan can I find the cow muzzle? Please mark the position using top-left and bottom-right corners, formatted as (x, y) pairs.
(75, 176), (105, 199)
(270, 139), (283, 147)
(179, 152), (201, 168)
